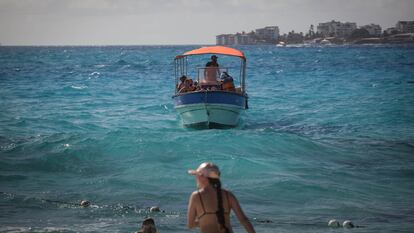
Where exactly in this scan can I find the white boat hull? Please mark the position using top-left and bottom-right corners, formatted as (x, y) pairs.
(175, 103), (243, 127)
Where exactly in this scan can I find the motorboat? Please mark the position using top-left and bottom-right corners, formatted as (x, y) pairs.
(320, 38), (332, 45)
(172, 46), (248, 128)
(276, 41), (286, 47)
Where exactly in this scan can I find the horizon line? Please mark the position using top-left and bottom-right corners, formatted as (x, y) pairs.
(0, 43), (216, 47)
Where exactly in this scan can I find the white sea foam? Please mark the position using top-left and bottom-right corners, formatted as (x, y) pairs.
(1, 143), (16, 151)
(0, 226), (30, 233)
(70, 85), (88, 90)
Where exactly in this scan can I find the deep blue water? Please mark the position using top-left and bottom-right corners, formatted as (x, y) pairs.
(1, 45), (414, 233)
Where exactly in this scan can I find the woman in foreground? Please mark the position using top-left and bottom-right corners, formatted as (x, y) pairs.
(187, 162), (256, 233)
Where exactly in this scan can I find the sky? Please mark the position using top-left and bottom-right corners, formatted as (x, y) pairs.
(0, 0), (413, 45)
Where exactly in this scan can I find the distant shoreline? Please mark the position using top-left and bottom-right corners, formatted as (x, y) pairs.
(0, 44), (213, 47)
(1, 43), (414, 47)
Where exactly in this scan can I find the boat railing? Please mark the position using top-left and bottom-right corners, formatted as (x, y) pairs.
(174, 66), (244, 95)
(197, 67), (233, 85)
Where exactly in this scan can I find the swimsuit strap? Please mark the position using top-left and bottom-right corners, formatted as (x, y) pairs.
(197, 190), (231, 220)
(197, 190), (207, 214)
(197, 190), (219, 219)
(225, 190), (231, 210)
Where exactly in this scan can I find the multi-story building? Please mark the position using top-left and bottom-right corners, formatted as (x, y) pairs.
(255, 26), (279, 42)
(317, 22), (331, 36)
(216, 34), (235, 45)
(337, 22), (357, 38)
(217, 26), (279, 45)
(234, 32), (255, 45)
(396, 21), (414, 33)
(216, 26), (279, 45)
(317, 20), (357, 38)
(360, 24), (382, 37)
(216, 34), (227, 45)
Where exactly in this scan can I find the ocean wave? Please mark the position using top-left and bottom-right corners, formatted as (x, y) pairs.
(70, 84), (88, 90)
(0, 136), (17, 152)
(242, 121), (344, 138)
(107, 58), (163, 71)
(0, 175), (27, 181)
(89, 71), (100, 76)
(2, 45), (414, 233)
(94, 64), (106, 68)
(114, 59), (128, 66)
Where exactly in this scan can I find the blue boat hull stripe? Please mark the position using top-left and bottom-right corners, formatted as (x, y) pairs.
(173, 91), (246, 108)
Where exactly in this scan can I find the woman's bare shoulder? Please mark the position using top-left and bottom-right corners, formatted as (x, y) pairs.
(190, 190), (201, 199)
(191, 190), (199, 195)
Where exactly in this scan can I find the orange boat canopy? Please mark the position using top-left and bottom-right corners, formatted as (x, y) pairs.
(176, 46), (246, 60)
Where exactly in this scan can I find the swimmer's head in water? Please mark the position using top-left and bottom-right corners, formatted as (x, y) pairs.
(139, 218), (157, 233)
(142, 217), (155, 226)
(80, 200), (90, 207)
(342, 220), (354, 228)
(328, 219), (340, 228)
(149, 206), (160, 212)
(188, 162), (220, 179)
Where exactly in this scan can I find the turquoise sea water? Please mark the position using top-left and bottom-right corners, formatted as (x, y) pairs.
(1, 45), (414, 233)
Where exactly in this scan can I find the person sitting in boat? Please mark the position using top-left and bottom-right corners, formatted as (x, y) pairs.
(202, 55), (220, 85)
(188, 79), (197, 92)
(177, 75), (187, 92)
(220, 72), (235, 92)
(179, 78), (197, 93)
(193, 80), (201, 91)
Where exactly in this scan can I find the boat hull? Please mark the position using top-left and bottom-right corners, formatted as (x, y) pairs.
(173, 91), (247, 128)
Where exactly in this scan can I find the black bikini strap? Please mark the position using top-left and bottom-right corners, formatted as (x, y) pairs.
(197, 191), (206, 213)
(226, 190), (231, 210)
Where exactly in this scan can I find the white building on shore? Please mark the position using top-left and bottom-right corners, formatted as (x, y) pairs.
(396, 21), (414, 33)
(216, 26), (279, 45)
(317, 20), (357, 38)
(234, 32), (256, 45)
(216, 33), (256, 45)
(255, 26), (279, 42)
(216, 34), (235, 45)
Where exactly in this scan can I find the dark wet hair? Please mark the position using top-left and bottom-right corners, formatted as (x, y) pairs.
(140, 218), (157, 233)
(208, 178), (230, 233)
(142, 218), (155, 226)
(180, 75), (187, 82)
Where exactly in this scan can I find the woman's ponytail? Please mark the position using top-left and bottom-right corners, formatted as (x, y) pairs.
(208, 178), (230, 233)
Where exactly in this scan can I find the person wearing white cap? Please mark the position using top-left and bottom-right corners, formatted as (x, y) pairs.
(187, 162), (256, 233)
